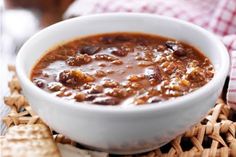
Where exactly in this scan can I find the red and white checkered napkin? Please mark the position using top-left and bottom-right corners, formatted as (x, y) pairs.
(65, 0), (236, 110)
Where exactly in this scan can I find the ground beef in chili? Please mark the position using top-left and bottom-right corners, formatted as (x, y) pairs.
(31, 33), (214, 106)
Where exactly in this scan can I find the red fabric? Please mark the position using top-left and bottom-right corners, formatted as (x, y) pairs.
(65, 0), (236, 110)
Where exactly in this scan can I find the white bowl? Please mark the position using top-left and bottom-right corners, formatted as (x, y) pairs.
(16, 13), (229, 154)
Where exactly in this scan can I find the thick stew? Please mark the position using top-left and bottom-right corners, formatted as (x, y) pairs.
(31, 33), (214, 106)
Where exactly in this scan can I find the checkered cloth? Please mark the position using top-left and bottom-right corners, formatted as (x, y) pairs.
(64, 0), (236, 110)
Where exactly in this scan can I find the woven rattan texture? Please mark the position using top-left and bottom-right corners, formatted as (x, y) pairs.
(2, 65), (236, 157)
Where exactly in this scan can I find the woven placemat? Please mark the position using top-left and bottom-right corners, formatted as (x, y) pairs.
(2, 65), (236, 157)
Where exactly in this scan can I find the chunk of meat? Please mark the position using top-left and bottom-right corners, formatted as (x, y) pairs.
(109, 47), (128, 57)
(102, 79), (119, 87)
(92, 96), (120, 105)
(95, 70), (107, 77)
(59, 70), (95, 86)
(105, 88), (128, 98)
(66, 54), (92, 66)
(187, 67), (205, 82)
(145, 66), (162, 83)
(74, 92), (86, 102)
(88, 85), (104, 94)
(95, 54), (118, 61)
(47, 82), (63, 91)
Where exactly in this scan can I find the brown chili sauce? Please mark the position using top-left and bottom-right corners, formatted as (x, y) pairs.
(31, 33), (214, 106)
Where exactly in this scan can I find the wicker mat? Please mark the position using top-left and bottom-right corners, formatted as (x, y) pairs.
(1, 65), (236, 157)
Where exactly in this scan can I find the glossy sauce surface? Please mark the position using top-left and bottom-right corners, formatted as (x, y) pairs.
(31, 33), (214, 106)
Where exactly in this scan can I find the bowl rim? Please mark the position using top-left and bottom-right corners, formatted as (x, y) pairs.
(16, 13), (230, 113)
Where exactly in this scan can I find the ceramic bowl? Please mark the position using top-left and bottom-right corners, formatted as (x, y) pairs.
(16, 13), (229, 154)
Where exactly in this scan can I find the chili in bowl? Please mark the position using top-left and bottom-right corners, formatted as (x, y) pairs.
(31, 33), (214, 106)
(16, 13), (229, 154)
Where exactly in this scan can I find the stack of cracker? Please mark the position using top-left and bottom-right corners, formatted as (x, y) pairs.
(1, 124), (61, 157)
